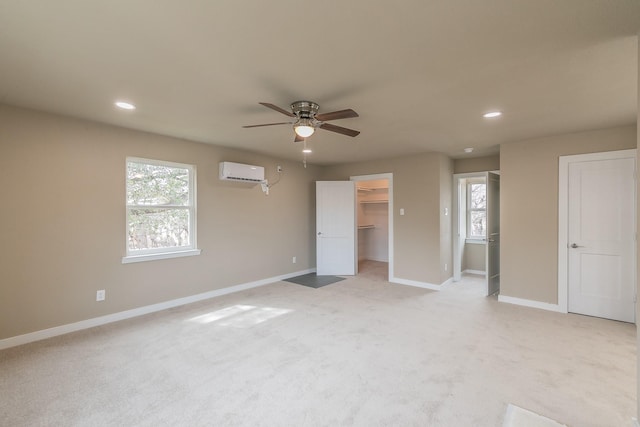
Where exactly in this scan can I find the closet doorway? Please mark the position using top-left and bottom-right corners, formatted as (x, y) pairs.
(351, 173), (393, 281)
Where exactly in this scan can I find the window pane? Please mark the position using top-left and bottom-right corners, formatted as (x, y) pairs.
(470, 211), (486, 238)
(128, 208), (190, 250)
(127, 162), (190, 206)
(470, 183), (486, 209)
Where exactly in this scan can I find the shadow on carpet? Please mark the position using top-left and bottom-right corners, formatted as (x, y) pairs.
(284, 273), (346, 289)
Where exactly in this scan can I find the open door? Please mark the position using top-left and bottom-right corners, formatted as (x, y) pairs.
(316, 181), (356, 275)
(486, 172), (500, 295)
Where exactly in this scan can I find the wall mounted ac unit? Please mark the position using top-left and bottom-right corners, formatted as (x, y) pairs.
(219, 161), (265, 183)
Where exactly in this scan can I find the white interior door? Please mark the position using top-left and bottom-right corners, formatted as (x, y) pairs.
(316, 181), (356, 276)
(567, 156), (635, 322)
(486, 172), (500, 296)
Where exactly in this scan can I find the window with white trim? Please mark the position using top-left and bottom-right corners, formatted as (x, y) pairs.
(467, 181), (486, 240)
(124, 157), (198, 261)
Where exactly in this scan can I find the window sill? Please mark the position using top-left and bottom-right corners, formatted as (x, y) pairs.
(465, 239), (486, 245)
(122, 249), (201, 264)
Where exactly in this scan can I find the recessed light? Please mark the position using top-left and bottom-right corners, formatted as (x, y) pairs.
(464, 147), (474, 153)
(483, 111), (502, 118)
(115, 101), (136, 110)
(302, 149), (312, 154)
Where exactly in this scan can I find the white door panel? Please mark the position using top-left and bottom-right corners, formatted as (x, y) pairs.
(316, 181), (355, 276)
(567, 157), (635, 323)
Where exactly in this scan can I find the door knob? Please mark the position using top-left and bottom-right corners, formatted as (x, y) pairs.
(318, 232), (322, 235)
(570, 243), (584, 248)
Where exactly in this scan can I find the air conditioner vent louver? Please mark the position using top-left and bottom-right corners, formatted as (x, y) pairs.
(229, 176), (258, 182)
(219, 162), (264, 184)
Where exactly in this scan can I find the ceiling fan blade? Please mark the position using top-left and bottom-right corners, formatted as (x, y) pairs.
(315, 109), (359, 122)
(242, 122), (291, 128)
(319, 122), (360, 137)
(294, 134), (304, 143)
(259, 102), (294, 117)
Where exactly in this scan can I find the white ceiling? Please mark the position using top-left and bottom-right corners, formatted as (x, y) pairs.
(0, 1), (638, 165)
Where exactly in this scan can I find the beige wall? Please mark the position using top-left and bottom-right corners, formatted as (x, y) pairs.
(0, 105), (321, 339)
(453, 155), (500, 174)
(322, 153), (449, 285)
(500, 125), (637, 304)
(463, 243), (485, 272)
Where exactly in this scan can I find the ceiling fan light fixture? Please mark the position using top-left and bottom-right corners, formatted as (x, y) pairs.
(294, 118), (315, 138)
(295, 125), (315, 138)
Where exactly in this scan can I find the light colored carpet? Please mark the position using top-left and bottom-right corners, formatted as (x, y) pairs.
(0, 269), (635, 426)
(503, 404), (567, 427)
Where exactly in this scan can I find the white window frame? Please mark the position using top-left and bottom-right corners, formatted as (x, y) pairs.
(466, 180), (486, 242)
(122, 157), (200, 264)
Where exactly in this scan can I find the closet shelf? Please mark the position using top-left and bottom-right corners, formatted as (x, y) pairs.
(358, 224), (375, 229)
(360, 200), (388, 204)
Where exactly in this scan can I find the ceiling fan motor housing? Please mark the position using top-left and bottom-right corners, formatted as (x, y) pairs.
(290, 101), (319, 119)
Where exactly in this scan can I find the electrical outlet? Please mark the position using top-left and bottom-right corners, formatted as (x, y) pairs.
(444, 263), (448, 271)
(96, 290), (105, 301)
(292, 256), (297, 264)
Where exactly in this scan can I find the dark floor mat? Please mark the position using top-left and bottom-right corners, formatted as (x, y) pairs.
(284, 273), (346, 289)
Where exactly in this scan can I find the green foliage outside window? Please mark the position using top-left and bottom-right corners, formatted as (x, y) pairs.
(126, 160), (193, 252)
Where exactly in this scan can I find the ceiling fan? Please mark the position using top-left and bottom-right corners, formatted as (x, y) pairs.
(243, 101), (360, 142)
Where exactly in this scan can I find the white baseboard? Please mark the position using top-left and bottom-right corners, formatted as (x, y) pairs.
(463, 269), (486, 276)
(390, 276), (450, 291)
(0, 268), (316, 350)
(498, 295), (564, 313)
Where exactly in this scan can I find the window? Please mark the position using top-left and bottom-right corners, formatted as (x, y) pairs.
(123, 157), (199, 263)
(467, 181), (486, 240)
